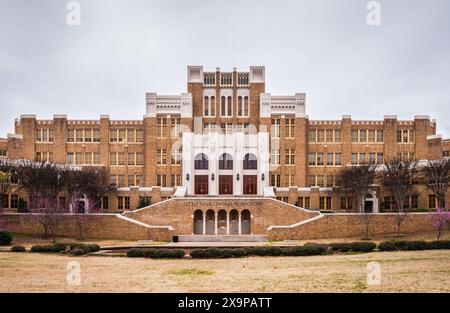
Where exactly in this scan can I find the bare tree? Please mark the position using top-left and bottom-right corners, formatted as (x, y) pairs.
(336, 162), (377, 213)
(423, 158), (450, 208)
(378, 158), (417, 236)
(360, 213), (374, 240)
(18, 162), (67, 242)
(0, 159), (14, 213)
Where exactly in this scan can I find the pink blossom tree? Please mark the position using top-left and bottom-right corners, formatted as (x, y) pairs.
(428, 207), (450, 240)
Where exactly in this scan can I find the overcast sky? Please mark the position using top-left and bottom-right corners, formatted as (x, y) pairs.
(0, 0), (449, 137)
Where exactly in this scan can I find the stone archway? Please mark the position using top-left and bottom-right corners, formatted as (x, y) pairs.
(229, 209), (239, 235)
(205, 209), (215, 234)
(364, 192), (379, 213)
(193, 210), (203, 234)
(217, 210), (227, 235)
(241, 209), (251, 234)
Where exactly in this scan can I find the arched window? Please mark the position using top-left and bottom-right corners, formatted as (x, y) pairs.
(193, 210), (203, 234)
(221, 96), (226, 116)
(194, 153), (209, 170)
(238, 96), (243, 116)
(210, 96), (215, 116)
(227, 96), (232, 116)
(244, 96), (249, 116)
(219, 153), (233, 170)
(241, 209), (251, 234)
(204, 96), (209, 116)
(243, 153), (257, 169)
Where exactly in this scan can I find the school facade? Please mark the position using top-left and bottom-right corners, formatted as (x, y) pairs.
(1, 65), (450, 221)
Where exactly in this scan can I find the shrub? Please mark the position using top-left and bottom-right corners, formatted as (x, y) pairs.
(11, 245), (26, 252)
(127, 248), (185, 259)
(73, 244), (100, 253)
(245, 246), (283, 257)
(378, 241), (399, 251)
(71, 248), (86, 256)
(282, 245), (327, 256)
(348, 242), (377, 253)
(427, 240), (450, 250)
(31, 243), (70, 253)
(402, 241), (428, 251)
(0, 231), (12, 246)
(329, 243), (352, 253)
(190, 248), (224, 259)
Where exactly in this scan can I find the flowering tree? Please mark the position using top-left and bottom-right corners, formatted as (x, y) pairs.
(429, 208), (450, 240)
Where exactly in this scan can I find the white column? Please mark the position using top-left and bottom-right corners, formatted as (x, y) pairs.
(202, 213), (206, 235)
(226, 212), (230, 235)
(214, 212), (218, 235)
(238, 212), (242, 235)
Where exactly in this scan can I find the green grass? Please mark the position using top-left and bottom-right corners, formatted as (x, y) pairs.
(168, 268), (214, 276)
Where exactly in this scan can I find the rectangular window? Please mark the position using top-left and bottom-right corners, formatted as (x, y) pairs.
(285, 149), (295, 165)
(304, 197), (310, 209)
(118, 196), (130, 210)
(297, 197), (303, 207)
(308, 175), (316, 187)
(285, 118), (295, 138)
(109, 153), (116, 166)
(84, 129), (92, 142)
(326, 197), (331, 210)
(308, 130), (316, 143)
(325, 129), (333, 142)
(397, 130), (403, 143)
(377, 130), (384, 142)
(127, 129), (135, 143)
(93, 129), (100, 142)
(110, 129), (118, 142)
(75, 152), (83, 165)
(316, 175), (324, 187)
(127, 153), (136, 166)
(136, 129), (144, 142)
(172, 118), (181, 138)
(351, 153), (358, 165)
(334, 130), (341, 143)
(369, 153), (375, 163)
(117, 175), (126, 187)
(136, 175), (143, 187)
(316, 153), (324, 166)
(157, 118), (167, 138)
(136, 153), (144, 166)
(308, 153), (316, 166)
(359, 152), (366, 164)
(93, 153), (100, 165)
(271, 119), (280, 139)
(270, 149), (280, 166)
(429, 194), (436, 209)
(326, 153), (334, 166)
(409, 130), (415, 143)
(157, 174), (167, 187)
(67, 129), (75, 142)
(317, 130), (324, 143)
(335, 153), (342, 166)
(360, 129), (367, 143)
(157, 149), (167, 165)
(118, 130), (126, 143)
(101, 196), (109, 210)
(128, 175), (135, 187)
(171, 148), (182, 165)
(319, 197), (325, 210)
(270, 174), (281, 187)
(326, 175), (334, 187)
(67, 153), (74, 165)
(351, 130), (358, 142)
(368, 130), (375, 142)
(377, 153), (383, 164)
(10, 194), (19, 209)
(341, 197), (347, 210)
(411, 195), (418, 209)
(117, 153), (125, 166)
(76, 129), (83, 142)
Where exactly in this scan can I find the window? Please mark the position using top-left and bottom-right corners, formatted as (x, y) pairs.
(316, 153), (324, 166)
(360, 129), (367, 143)
(359, 152), (366, 164)
(210, 96), (215, 116)
(67, 153), (74, 164)
(411, 195), (418, 209)
(429, 194), (436, 209)
(351, 153), (358, 165)
(397, 129), (414, 143)
(317, 130), (324, 143)
(117, 175), (126, 187)
(326, 175), (334, 187)
(271, 119), (280, 139)
(93, 129), (100, 142)
(243, 153), (257, 169)
(326, 129), (333, 142)
(270, 149), (280, 166)
(110, 129), (118, 142)
(285, 118), (295, 138)
(135, 175), (143, 187)
(351, 130), (358, 142)
(36, 152), (53, 163)
(297, 197), (303, 207)
(219, 153), (233, 170)
(170, 175), (182, 187)
(377, 153), (383, 164)
(320, 197), (331, 210)
(334, 130), (341, 142)
(101, 197), (109, 210)
(157, 149), (167, 165)
(377, 130), (384, 142)
(308, 153), (316, 166)
(227, 96), (232, 116)
(118, 130), (126, 143)
(335, 153), (342, 166)
(10, 194), (19, 209)
(221, 96), (226, 116)
(118, 153), (125, 166)
(304, 197), (310, 209)
(285, 149), (295, 165)
(308, 130), (316, 143)
(136, 129), (144, 142)
(316, 175), (324, 187)
(244, 96), (249, 116)
(157, 118), (167, 138)
(204, 96), (209, 116)
(270, 174), (281, 187)
(157, 174), (167, 187)
(118, 196), (130, 210)
(85, 129), (92, 142)
(308, 175), (316, 187)
(368, 130), (375, 142)
(327, 153), (334, 166)
(76, 129), (83, 142)
(285, 174), (295, 187)
(237, 96), (243, 116)
(171, 148), (182, 165)
(67, 129), (75, 142)
(194, 153), (208, 170)
(36, 129), (54, 143)
(171, 118), (181, 138)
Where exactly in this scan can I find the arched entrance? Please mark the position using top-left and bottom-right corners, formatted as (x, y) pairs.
(241, 210), (251, 234)
(217, 210), (227, 235)
(193, 210), (203, 234)
(205, 210), (215, 234)
(229, 209), (239, 235)
(364, 193), (379, 213)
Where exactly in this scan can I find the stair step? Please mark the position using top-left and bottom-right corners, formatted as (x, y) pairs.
(176, 235), (268, 242)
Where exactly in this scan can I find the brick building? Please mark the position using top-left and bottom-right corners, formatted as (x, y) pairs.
(1, 65), (449, 215)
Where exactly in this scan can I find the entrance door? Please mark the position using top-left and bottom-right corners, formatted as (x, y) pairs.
(243, 175), (257, 195)
(219, 175), (233, 195)
(195, 175), (209, 195)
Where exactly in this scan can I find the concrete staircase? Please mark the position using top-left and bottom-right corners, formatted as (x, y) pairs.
(176, 235), (268, 242)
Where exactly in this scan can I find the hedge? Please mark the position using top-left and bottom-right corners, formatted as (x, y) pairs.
(378, 240), (450, 251)
(30, 243), (101, 254)
(329, 242), (376, 253)
(11, 245), (26, 252)
(126, 248), (185, 259)
(0, 231), (12, 246)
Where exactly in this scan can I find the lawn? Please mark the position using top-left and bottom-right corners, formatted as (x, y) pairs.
(0, 249), (449, 292)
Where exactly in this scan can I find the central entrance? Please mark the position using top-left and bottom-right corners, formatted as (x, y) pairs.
(219, 175), (233, 195)
(243, 175), (257, 195)
(195, 175), (209, 195)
